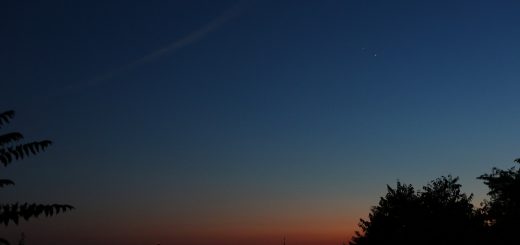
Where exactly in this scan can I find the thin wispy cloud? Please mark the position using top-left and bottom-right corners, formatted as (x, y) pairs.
(55, 0), (249, 97)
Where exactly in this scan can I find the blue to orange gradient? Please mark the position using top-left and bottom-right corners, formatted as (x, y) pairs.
(3, 0), (520, 244)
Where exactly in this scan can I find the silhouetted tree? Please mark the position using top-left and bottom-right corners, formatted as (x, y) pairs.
(350, 181), (420, 245)
(0, 110), (74, 245)
(418, 176), (486, 245)
(350, 176), (486, 245)
(478, 159), (520, 244)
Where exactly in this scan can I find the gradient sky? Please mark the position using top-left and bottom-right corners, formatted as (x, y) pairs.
(2, 0), (520, 244)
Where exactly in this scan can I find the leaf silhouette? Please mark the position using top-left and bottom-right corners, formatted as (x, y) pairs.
(0, 238), (9, 245)
(0, 141), (53, 166)
(0, 179), (14, 188)
(0, 203), (74, 226)
(0, 111), (15, 128)
(0, 133), (23, 146)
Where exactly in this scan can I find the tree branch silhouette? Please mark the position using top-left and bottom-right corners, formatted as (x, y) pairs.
(0, 110), (74, 245)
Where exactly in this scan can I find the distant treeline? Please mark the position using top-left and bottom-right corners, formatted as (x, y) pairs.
(350, 159), (520, 245)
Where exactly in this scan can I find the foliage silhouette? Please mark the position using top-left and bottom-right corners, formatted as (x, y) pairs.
(478, 159), (520, 244)
(0, 110), (74, 244)
(350, 176), (487, 245)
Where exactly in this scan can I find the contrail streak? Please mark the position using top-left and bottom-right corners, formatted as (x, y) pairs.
(54, 0), (249, 97)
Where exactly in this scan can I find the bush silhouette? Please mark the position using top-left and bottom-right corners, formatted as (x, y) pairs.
(0, 110), (74, 245)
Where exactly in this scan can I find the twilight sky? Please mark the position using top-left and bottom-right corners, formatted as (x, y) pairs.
(2, 1), (520, 244)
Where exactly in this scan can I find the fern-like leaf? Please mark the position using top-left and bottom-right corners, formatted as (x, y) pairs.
(0, 141), (52, 167)
(0, 203), (74, 226)
(0, 111), (15, 128)
(0, 133), (24, 147)
(0, 179), (14, 188)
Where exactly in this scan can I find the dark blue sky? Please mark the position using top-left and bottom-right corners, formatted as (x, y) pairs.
(2, 1), (520, 244)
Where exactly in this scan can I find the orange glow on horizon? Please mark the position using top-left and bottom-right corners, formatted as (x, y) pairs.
(150, 230), (356, 245)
